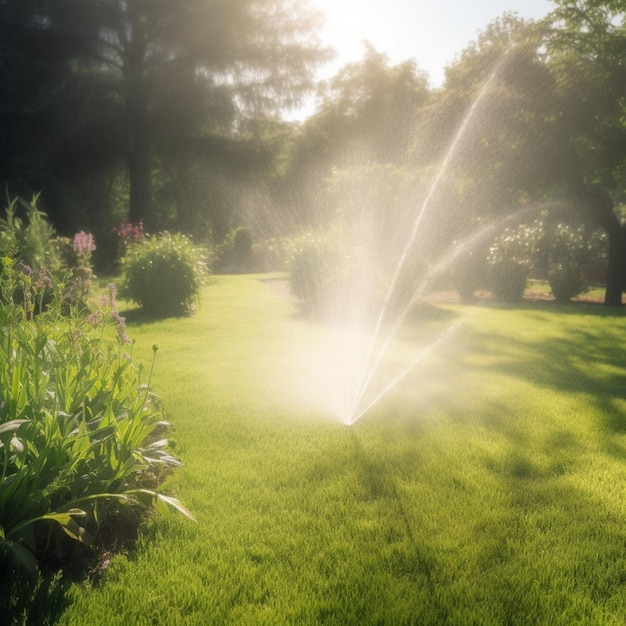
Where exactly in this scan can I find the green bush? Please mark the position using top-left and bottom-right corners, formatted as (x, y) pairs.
(452, 251), (489, 301)
(289, 238), (338, 316)
(490, 260), (528, 303)
(121, 232), (208, 317)
(214, 226), (256, 273)
(0, 265), (194, 582)
(288, 233), (385, 322)
(548, 263), (588, 303)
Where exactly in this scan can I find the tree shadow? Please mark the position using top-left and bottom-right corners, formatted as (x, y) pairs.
(479, 297), (626, 318)
(459, 311), (626, 441)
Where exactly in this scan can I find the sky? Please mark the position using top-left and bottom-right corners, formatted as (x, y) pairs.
(307, 0), (554, 87)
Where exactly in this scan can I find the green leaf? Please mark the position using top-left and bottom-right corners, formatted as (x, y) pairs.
(128, 489), (196, 522)
(0, 419), (28, 436)
(4, 539), (39, 581)
(40, 511), (93, 546)
(154, 493), (197, 523)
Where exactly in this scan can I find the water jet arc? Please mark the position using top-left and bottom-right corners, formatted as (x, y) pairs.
(343, 45), (554, 424)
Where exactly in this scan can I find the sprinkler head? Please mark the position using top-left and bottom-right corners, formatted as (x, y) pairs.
(341, 414), (354, 426)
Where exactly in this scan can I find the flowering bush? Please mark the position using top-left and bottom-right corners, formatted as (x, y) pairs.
(112, 221), (145, 249)
(121, 232), (208, 317)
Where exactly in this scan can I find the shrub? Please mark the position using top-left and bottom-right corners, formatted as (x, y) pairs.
(490, 260), (528, 303)
(452, 251), (489, 301)
(486, 222), (537, 303)
(214, 226), (255, 273)
(0, 265), (194, 582)
(289, 238), (338, 316)
(288, 233), (385, 322)
(121, 232), (208, 317)
(548, 263), (588, 303)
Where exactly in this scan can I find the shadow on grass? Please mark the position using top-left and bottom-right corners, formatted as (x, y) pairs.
(448, 303), (626, 436)
(467, 294), (626, 317)
(1, 506), (153, 624)
(347, 431), (453, 623)
(350, 394), (626, 621)
(0, 573), (71, 626)
(119, 306), (193, 325)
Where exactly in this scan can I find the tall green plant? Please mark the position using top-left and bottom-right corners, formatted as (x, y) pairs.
(0, 194), (62, 274)
(0, 267), (194, 581)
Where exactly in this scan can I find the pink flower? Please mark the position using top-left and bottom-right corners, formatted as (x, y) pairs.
(72, 231), (96, 267)
(73, 231), (96, 254)
(112, 221), (145, 247)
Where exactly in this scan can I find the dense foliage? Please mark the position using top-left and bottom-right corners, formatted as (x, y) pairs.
(3, 1), (626, 303)
(213, 226), (256, 274)
(121, 232), (208, 317)
(0, 0), (330, 233)
(0, 265), (193, 583)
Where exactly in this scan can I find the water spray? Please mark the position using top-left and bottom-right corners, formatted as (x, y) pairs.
(342, 198), (562, 424)
(348, 49), (516, 423)
(344, 317), (467, 425)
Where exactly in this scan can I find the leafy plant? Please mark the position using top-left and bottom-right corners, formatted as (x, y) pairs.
(121, 232), (208, 317)
(548, 262), (588, 303)
(0, 194), (63, 275)
(288, 232), (385, 322)
(490, 260), (528, 303)
(288, 230), (349, 317)
(486, 222), (539, 302)
(0, 265), (194, 582)
(214, 226), (255, 273)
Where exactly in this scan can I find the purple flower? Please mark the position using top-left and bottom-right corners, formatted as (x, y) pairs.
(111, 310), (131, 344)
(72, 231), (96, 254)
(32, 267), (52, 290)
(107, 282), (118, 308)
(18, 262), (32, 276)
(87, 311), (102, 327)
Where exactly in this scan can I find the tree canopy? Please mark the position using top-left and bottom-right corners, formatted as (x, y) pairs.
(0, 0), (332, 229)
(4, 1), (626, 303)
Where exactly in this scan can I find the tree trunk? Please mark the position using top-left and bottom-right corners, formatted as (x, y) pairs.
(128, 123), (152, 225)
(604, 222), (625, 305)
(125, 8), (151, 227)
(579, 184), (625, 306)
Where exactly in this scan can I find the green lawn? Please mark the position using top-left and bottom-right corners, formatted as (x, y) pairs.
(20, 275), (626, 624)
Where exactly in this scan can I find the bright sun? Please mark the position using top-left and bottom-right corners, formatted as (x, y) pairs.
(306, 0), (553, 87)
(306, 0), (472, 86)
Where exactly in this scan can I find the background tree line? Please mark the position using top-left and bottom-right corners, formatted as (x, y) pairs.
(2, 0), (626, 303)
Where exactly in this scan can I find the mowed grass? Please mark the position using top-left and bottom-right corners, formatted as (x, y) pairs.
(36, 276), (626, 624)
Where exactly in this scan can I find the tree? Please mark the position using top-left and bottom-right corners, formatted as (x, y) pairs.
(282, 46), (431, 228)
(420, 9), (626, 305)
(545, 0), (626, 304)
(0, 0), (332, 229)
(423, 15), (557, 225)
